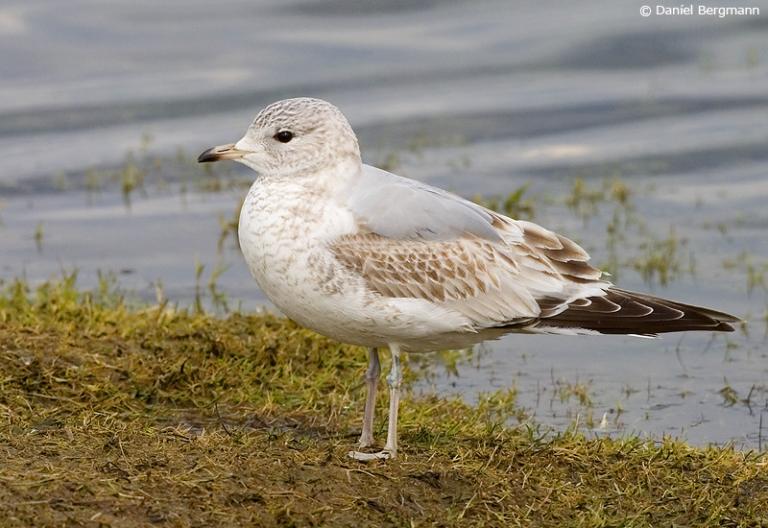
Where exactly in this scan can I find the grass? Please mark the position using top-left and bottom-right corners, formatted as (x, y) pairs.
(0, 278), (767, 527)
(46, 136), (245, 207)
(33, 222), (44, 252)
(472, 184), (536, 220)
(217, 197), (244, 254)
(723, 252), (768, 295)
(631, 227), (692, 286)
(564, 176), (631, 221)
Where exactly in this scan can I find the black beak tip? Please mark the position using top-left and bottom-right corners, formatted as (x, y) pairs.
(197, 147), (218, 163)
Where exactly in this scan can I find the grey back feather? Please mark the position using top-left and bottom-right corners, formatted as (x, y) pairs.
(346, 165), (501, 241)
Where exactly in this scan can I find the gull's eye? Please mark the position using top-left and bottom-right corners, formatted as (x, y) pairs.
(274, 130), (294, 143)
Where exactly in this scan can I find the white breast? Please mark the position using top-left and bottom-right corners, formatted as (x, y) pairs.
(239, 179), (351, 310)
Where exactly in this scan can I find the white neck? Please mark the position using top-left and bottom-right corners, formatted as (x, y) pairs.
(257, 156), (363, 198)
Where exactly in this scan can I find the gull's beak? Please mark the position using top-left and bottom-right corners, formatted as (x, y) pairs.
(197, 143), (247, 163)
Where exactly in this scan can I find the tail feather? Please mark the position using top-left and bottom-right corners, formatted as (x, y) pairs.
(536, 288), (739, 336)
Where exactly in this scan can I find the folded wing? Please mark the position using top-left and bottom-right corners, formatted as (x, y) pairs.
(334, 165), (737, 336)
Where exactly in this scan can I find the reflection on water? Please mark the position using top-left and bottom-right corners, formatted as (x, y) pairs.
(1, 0), (767, 448)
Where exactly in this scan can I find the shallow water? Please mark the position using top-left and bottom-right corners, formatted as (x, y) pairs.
(1, 0), (767, 447)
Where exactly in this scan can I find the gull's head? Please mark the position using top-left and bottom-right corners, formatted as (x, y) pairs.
(198, 97), (360, 178)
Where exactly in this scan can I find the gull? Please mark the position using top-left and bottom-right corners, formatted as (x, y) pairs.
(198, 97), (739, 461)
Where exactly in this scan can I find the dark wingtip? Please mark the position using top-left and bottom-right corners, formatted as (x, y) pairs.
(536, 288), (742, 335)
(715, 322), (736, 332)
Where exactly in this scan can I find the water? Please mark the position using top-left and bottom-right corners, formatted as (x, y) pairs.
(1, 0), (767, 447)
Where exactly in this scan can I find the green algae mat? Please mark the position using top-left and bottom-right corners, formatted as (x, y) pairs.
(1, 278), (766, 527)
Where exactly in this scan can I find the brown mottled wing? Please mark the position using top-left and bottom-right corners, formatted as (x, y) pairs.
(330, 217), (606, 327)
(330, 212), (739, 335)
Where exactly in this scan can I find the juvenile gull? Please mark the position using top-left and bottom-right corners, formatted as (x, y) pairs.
(198, 97), (738, 460)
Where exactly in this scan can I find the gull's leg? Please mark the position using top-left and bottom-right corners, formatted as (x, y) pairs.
(358, 347), (380, 448)
(382, 343), (402, 458)
(349, 344), (401, 461)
